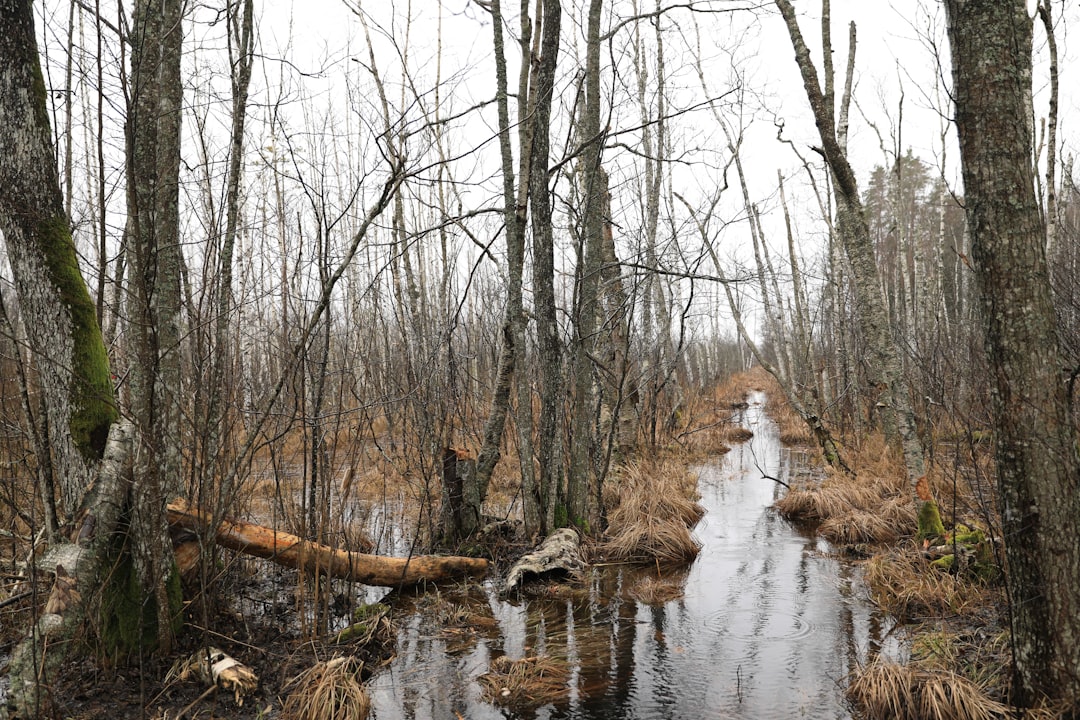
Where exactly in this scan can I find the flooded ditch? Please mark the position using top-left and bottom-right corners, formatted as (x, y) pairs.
(366, 393), (902, 719)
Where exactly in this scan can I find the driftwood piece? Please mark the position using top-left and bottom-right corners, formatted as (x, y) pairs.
(166, 499), (488, 587)
(504, 528), (584, 592)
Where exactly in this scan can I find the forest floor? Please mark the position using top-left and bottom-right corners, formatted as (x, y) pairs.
(0, 369), (1026, 719)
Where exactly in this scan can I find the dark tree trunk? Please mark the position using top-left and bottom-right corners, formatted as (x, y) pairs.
(125, 0), (186, 652)
(529, 0), (563, 535)
(568, 0), (605, 534)
(945, 0), (1080, 707)
(775, 0), (927, 499)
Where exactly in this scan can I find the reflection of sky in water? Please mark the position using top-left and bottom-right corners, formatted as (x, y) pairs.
(367, 393), (901, 720)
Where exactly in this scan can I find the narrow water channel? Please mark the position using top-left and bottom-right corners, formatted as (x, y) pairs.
(368, 393), (898, 719)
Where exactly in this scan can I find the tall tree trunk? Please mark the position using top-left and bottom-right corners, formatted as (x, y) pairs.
(529, 0), (563, 535)
(944, 0), (1080, 706)
(203, 0), (254, 512)
(568, 0), (605, 533)
(125, 0), (185, 652)
(470, 0), (536, 536)
(0, 3), (153, 714)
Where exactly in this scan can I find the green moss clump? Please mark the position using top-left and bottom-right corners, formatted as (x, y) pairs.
(917, 500), (945, 541)
(351, 602), (388, 623)
(931, 554), (956, 571)
(335, 603), (390, 644)
(554, 504), (568, 529)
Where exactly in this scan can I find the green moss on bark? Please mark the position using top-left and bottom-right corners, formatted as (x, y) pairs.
(99, 546), (183, 658)
(36, 215), (117, 458)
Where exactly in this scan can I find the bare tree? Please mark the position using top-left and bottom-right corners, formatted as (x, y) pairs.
(775, 0), (928, 507)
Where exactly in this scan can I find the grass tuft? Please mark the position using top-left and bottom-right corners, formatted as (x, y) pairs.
(598, 459), (702, 566)
(282, 656), (370, 720)
(818, 497), (917, 544)
(847, 661), (1008, 720)
(478, 654), (570, 707)
(864, 548), (984, 620)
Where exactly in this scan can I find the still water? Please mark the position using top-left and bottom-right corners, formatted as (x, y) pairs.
(368, 394), (898, 719)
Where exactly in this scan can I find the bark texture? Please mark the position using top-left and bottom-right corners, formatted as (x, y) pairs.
(945, 0), (1080, 706)
(529, 0), (563, 534)
(125, 0), (186, 651)
(0, 0), (116, 505)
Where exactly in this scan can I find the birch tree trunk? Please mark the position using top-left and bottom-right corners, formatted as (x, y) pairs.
(0, 2), (170, 714)
(944, 0), (1080, 706)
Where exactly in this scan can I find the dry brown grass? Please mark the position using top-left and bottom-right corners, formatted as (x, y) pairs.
(847, 661), (1009, 720)
(911, 628), (1011, 694)
(598, 460), (703, 566)
(600, 513), (702, 566)
(282, 656), (370, 720)
(773, 432), (916, 547)
(818, 497), (918, 544)
(478, 654), (571, 707)
(627, 574), (686, 605)
(864, 548), (988, 620)
(725, 426), (755, 443)
(774, 481), (885, 522)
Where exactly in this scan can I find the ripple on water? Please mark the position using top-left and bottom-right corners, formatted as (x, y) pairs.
(700, 605), (818, 642)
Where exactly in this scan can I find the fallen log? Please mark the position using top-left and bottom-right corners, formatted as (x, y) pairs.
(166, 499), (488, 587)
(504, 528), (583, 592)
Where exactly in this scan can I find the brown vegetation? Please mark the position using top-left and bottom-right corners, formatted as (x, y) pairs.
(478, 654), (571, 707)
(846, 661), (1008, 720)
(596, 459), (703, 565)
(281, 656), (371, 720)
(627, 574), (687, 605)
(863, 548), (991, 620)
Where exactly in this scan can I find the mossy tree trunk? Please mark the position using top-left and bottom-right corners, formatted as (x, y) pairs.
(0, 1), (180, 715)
(944, 0), (1080, 706)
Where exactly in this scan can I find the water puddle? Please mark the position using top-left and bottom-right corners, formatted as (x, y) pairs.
(370, 394), (899, 717)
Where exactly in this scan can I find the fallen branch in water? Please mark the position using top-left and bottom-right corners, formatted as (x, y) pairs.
(762, 474), (791, 490)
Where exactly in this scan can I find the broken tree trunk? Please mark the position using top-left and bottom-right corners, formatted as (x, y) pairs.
(166, 500), (488, 587)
